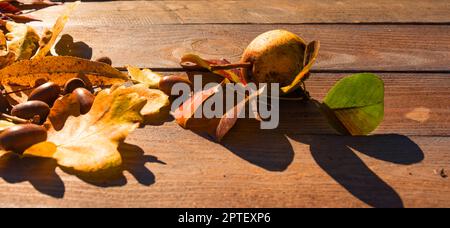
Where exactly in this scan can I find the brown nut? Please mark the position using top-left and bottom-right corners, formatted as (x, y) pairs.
(63, 78), (86, 94)
(95, 56), (112, 65)
(11, 100), (50, 123)
(28, 82), (61, 106)
(34, 78), (48, 87)
(158, 75), (192, 95)
(0, 124), (47, 153)
(73, 88), (95, 114)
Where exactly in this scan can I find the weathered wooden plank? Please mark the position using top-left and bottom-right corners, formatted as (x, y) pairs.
(2, 0), (446, 209)
(27, 24), (450, 71)
(0, 73), (448, 207)
(0, 133), (448, 208)
(30, 0), (450, 24)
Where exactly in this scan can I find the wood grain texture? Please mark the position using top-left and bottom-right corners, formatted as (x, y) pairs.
(0, 73), (448, 208)
(0, 131), (448, 208)
(26, 24), (450, 71)
(30, 0), (450, 24)
(0, 1), (447, 208)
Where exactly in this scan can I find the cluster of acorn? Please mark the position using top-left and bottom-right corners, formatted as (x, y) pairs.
(0, 57), (113, 153)
(0, 77), (95, 153)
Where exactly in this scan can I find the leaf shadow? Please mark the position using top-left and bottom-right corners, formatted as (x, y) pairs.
(184, 71), (295, 171)
(281, 101), (424, 208)
(289, 134), (424, 208)
(141, 104), (174, 126)
(54, 34), (93, 60)
(203, 98), (424, 207)
(62, 143), (165, 187)
(0, 154), (65, 198)
(219, 119), (295, 172)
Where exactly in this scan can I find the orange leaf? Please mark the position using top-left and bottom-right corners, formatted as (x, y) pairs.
(171, 83), (222, 128)
(181, 54), (247, 85)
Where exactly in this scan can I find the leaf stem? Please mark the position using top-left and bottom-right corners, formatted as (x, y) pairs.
(181, 62), (253, 71)
(115, 62), (253, 72)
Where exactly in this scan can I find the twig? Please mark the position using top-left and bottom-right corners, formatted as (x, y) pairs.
(0, 113), (30, 124)
(2, 87), (34, 95)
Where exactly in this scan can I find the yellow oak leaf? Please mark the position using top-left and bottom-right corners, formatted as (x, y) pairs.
(115, 84), (169, 118)
(33, 1), (80, 59)
(127, 65), (162, 88)
(5, 21), (40, 60)
(0, 31), (16, 69)
(24, 86), (147, 172)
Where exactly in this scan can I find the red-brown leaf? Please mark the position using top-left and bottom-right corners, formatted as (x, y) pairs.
(171, 83), (222, 128)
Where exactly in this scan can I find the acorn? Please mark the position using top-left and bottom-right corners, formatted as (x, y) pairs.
(63, 78), (87, 94)
(28, 82), (61, 106)
(158, 75), (192, 95)
(72, 88), (95, 114)
(0, 124), (47, 153)
(11, 100), (50, 123)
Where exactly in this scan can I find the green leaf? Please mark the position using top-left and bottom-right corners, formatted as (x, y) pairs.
(322, 73), (384, 136)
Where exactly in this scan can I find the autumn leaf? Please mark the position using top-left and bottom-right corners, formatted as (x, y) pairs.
(33, 1), (80, 59)
(0, 56), (128, 88)
(0, 30), (7, 52)
(127, 65), (162, 88)
(172, 82), (223, 128)
(24, 85), (147, 172)
(0, 1), (59, 23)
(0, 31), (15, 69)
(172, 81), (264, 141)
(5, 21), (40, 60)
(281, 41), (319, 94)
(113, 83), (169, 119)
(215, 86), (265, 141)
(181, 54), (247, 85)
(47, 83), (169, 129)
(0, 1), (20, 14)
(46, 90), (82, 131)
(3, 13), (41, 23)
(13, 0), (61, 6)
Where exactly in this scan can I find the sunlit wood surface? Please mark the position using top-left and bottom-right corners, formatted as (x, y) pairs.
(0, 0), (449, 208)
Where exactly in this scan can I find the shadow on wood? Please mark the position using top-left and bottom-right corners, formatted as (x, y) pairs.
(141, 104), (174, 126)
(220, 119), (295, 172)
(54, 34), (93, 60)
(290, 134), (423, 208)
(0, 154), (64, 198)
(62, 143), (165, 187)
(214, 99), (424, 207)
(0, 143), (165, 197)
